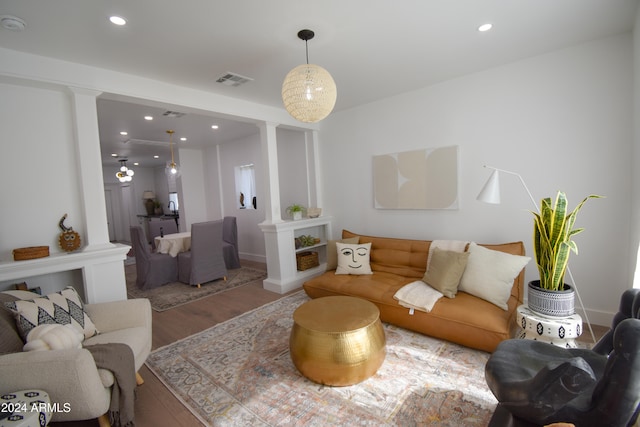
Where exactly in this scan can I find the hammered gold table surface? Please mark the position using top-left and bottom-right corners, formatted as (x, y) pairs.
(290, 295), (386, 386)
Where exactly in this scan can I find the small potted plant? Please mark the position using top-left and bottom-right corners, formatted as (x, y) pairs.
(153, 200), (163, 215)
(529, 191), (601, 317)
(286, 204), (305, 220)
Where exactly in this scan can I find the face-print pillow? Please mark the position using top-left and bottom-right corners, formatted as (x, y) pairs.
(335, 242), (373, 275)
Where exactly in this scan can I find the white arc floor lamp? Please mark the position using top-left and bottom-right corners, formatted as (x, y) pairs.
(477, 165), (597, 344)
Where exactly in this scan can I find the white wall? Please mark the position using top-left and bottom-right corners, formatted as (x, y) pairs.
(0, 83), (86, 293)
(632, 6), (640, 289)
(1, 83), (84, 255)
(177, 147), (209, 230)
(320, 34), (633, 325)
(217, 133), (267, 261)
(277, 128), (309, 217)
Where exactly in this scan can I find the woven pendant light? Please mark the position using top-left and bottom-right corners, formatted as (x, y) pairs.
(282, 29), (337, 123)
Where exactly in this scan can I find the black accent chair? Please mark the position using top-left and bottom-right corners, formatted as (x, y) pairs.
(485, 288), (640, 427)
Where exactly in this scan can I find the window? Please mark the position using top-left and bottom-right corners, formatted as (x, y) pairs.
(168, 192), (179, 213)
(235, 164), (256, 209)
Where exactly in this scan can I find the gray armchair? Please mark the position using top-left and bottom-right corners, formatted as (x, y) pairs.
(0, 290), (152, 426)
(178, 220), (228, 287)
(130, 225), (178, 289)
(222, 216), (241, 269)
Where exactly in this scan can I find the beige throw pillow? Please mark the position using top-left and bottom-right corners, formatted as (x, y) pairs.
(458, 242), (531, 310)
(422, 248), (469, 298)
(326, 236), (359, 270)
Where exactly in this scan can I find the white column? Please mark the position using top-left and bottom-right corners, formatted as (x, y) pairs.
(258, 122), (283, 224)
(67, 87), (128, 303)
(68, 87), (113, 250)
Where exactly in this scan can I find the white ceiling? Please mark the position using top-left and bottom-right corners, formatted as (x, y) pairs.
(0, 0), (637, 168)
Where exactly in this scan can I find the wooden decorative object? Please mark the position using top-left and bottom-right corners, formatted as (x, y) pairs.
(296, 251), (319, 271)
(58, 213), (81, 252)
(13, 246), (50, 261)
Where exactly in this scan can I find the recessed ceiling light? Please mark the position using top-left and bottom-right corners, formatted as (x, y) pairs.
(153, 155), (159, 159)
(0, 15), (26, 32)
(111, 153), (118, 157)
(120, 131), (128, 136)
(133, 162), (139, 166)
(478, 23), (493, 32)
(144, 116), (153, 121)
(109, 16), (127, 26)
(180, 137), (187, 141)
(211, 125), (219, 130)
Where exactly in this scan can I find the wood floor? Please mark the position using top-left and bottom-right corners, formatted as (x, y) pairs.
(51, 260), (292, 427)
(51, 260), (610, 427)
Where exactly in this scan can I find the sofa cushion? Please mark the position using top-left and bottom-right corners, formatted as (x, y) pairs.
(326, 236), (359, 270)
(458, 242), (531, 310)
(335, 242), (373, 275)
(4, 287), (99, 341)
(0, 293), (24, 354)
(422, 248), (469, 298)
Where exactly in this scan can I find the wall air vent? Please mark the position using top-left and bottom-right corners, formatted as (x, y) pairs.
(162, 111), (186, 118)
(216, 72), (253, 87)
(123, 138), (169, 147)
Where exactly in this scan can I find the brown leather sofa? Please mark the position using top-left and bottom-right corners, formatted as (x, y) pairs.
(302, 230), (526, 353)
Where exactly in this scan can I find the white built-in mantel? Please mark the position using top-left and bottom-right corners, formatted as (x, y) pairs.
(259, 216), (332, 294)
(0, 244), (130, 304)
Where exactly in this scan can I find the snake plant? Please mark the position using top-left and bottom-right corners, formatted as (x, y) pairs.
(532, 192), (601, 291)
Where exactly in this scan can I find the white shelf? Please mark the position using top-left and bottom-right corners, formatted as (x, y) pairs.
(0, 244), (130, 303)
(259, 216), (332, 294)
(295, 242), (325, 253)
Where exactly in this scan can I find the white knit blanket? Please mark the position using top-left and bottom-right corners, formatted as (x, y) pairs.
(393, 240), (469, 313)
(394, 280), (443, 313)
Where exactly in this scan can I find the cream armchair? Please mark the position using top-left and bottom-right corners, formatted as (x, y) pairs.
(0, 290), (152, 426)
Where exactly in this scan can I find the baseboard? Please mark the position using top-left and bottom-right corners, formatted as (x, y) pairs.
(239, 252), (266, 263)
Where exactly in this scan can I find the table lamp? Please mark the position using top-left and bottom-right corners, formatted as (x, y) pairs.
(142, 191), (156, 216)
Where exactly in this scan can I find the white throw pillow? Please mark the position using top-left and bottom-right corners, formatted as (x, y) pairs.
(458, 242), (531, 310)
(335, 242), (373, 275)
(4, 286), (99, 341)
(326, 236), (360, 271)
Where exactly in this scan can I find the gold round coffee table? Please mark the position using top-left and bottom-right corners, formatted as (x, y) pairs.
(290, 296), (386, 386)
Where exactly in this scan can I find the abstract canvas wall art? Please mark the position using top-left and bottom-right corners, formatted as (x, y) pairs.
(373, 146), (459, 209)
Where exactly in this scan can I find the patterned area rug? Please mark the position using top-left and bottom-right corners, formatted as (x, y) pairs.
(125, 264), (267, 312)
(146, 291), (498, 426)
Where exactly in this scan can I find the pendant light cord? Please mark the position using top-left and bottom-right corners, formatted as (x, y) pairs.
(305, 40), (309, 64)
